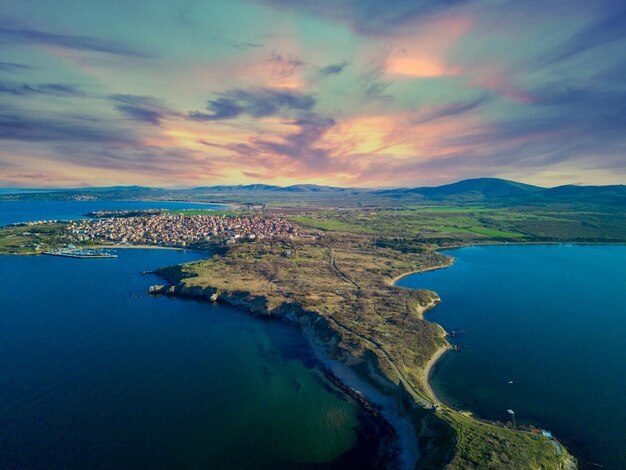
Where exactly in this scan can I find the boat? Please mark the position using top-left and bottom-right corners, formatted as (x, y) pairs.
(43, 248), (118, 259)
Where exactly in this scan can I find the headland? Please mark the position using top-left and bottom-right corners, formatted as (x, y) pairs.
(4, 190), (624, 467)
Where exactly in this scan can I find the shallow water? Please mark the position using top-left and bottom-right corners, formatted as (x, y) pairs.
(398, 244), (626, 469)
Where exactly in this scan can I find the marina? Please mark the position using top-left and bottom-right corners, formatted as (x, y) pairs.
(43, 248), (118, 259)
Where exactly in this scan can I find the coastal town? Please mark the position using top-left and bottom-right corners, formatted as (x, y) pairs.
(68, 213), (303, 247)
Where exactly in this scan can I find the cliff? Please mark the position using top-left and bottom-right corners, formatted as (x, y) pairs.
(149, 239), (575, 469)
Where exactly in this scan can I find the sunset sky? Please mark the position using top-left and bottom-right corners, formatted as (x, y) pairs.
(1, 0), (625, 188)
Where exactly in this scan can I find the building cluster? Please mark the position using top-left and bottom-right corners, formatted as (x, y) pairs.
(68, 214), (301, 247)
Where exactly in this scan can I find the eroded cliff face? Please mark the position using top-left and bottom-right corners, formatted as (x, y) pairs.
(151, 281), (396, 392)
(149, 277), (454, 468)
(148, 279), (450, 469)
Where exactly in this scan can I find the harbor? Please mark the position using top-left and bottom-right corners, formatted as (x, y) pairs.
(43, 248), (118, 259)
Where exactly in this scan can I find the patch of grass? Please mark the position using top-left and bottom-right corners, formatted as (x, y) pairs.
(0, 223), (72, 254)
(465, 226), (526, 238)
(405, 206), (493, 213)
(289, 216), (375, 233)
(441, 412), (568, 469)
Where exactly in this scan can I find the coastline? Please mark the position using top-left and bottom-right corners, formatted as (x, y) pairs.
(388, 256), (456, 286)
(146, 252), (465, 469)
(389, 256), (456, 405)
(392, 241), (626, 405)
(421, 342), (451, 404)
(150, 279), (412, 469)
(92, 244), (209, 252)
(302, 329), (416, 469)
(4, 237), (581, 466)
(391, 247), (578, 469)
(0, 245), (203, 256)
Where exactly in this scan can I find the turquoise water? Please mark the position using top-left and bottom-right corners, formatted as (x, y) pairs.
(0, 249), (388, 468)
(398, 245), (626, 469)
(0, 200), (226, 226)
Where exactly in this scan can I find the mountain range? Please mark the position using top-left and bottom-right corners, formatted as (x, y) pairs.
(191, 178), (626, 204)
(2, 178), (625, 205)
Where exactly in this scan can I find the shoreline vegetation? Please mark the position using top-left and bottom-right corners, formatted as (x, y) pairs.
(147, 241), (576, 469)
(390, 262), (456, 406)
(6, 192), (626, 467)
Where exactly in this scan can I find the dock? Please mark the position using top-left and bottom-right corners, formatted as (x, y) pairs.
(43, 248), (118, 259)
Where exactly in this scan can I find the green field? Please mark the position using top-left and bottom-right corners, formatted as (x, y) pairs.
(287, 205), (626, 244)
(0, 223), (71, 254)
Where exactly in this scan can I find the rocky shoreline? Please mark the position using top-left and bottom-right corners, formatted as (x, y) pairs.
(147, 279), (432, 469)
(147, 250), (575, 469)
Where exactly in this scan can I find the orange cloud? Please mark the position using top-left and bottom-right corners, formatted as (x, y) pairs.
(323, 115), (414, 156)
(386, 57), (455, 77)
(381, 15), (472, 78)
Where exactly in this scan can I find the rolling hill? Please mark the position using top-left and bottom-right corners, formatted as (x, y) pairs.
(3, 178), (625, 205)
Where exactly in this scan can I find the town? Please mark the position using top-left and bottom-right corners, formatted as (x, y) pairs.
(68, 213), (302, 247)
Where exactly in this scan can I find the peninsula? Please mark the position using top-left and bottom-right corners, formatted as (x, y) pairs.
(149, 231), (573, 469)
(3, 178), (626, 467)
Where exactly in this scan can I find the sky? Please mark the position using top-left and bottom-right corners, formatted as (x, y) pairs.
(0, 0), (625, 188)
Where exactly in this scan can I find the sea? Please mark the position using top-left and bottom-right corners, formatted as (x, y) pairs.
(398, 245), (626, 469)
(0, 201), (388, 469)
(0, 199), (226, 226)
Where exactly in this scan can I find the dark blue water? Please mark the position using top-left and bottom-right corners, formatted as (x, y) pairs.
(0, 200), (225, 226)
(398, 245), (626, 469)
(0, 250), (385, 469)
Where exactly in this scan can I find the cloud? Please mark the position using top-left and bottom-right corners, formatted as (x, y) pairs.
(252, 114), (336, 168)
(0, 61), (32, 72)
(411, 96), (490, 124)
(242, 171), (263, 178)
(198, 112), (337, 178)
(0, 108), (225, 185)
(0, 109), (136, 144)
(256, 0), (473, 34)
(427, 83), (626, 175)
(358, 52), (394, 101)
(319, 60), (349, 76)
(188, 88), (316, 121)
(0, 17), (152, 58)
(538, 5), (626, 67)
(2, 0), (626, 187)
(0, 81), (83, 97)
(267, 51), (304, 72)
(110, 94), (179, 126)
(50, 144), (224, 177)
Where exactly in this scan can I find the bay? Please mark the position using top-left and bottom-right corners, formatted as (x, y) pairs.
(0, 200), (226, 226)
(397, 245), (626, 469)
(0, 248), (385, 469)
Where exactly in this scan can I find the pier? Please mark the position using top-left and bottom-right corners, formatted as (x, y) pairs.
(43, 248), (118, 259)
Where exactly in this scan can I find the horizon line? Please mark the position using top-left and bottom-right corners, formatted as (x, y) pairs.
(2, 177), (626, 192)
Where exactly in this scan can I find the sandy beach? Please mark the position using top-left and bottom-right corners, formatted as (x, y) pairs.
(390, 259), (455, 405)
(422, 343), (451, 403)
(388, 257), (455, 286)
